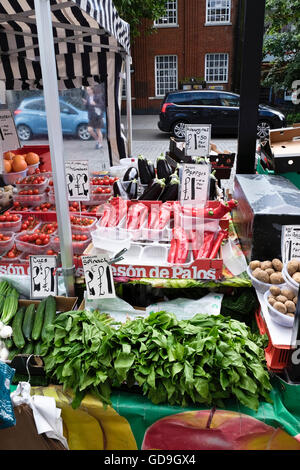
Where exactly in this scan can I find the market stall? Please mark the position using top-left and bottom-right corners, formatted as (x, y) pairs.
(1, 0), (300, 453)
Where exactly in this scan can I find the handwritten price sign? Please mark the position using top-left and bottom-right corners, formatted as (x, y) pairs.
(179, 163), (211, 206)
(65, 160), (90, 201)
(185, 124), (211, 157)
(282, 225), (300, 263)
(82, 255), (115, 300)
(30, 255), (58, 299)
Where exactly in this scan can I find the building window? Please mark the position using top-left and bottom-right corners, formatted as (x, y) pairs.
(155, 55), (178, 97)
(206, 0), (231, 24)
(205, 53), (229, 83)
(154, 1), (177, 27)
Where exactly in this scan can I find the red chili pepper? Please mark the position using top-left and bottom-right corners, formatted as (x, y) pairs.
(197, 231), (216, 259)
(148, 206), (160, 230)
(173, 227), (189, 264)
(158, 202), (173, 230)
(209, 231), (227, 259)
(127, 203), (148, 230)
(182, 199), (238, 219)
(167, 238), (177, 264)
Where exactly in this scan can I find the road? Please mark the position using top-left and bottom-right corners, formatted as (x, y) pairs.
(21, 114), (238, 192)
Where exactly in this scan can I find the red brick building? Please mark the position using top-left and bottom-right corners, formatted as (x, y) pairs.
(124, 0), (241, 114)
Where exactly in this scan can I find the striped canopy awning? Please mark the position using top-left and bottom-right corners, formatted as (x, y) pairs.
(0, 0), (130, 161)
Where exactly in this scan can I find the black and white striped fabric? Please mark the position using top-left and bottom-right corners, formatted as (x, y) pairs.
(0, 0), (130, 161)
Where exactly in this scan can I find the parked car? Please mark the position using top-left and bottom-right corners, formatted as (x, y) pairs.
(158, 90), (286, 140)
(13, 97), (107, 141)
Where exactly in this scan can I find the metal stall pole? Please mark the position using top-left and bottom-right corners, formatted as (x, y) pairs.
(236, 0), (266, 174)
(34, 0), (75, 296)
(125, 55), (133, 158)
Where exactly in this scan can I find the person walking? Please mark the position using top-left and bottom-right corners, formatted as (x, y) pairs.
(83, 86), (104, 149)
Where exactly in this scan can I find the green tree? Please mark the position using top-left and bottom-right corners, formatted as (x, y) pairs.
(113, 0), (167, 38)
(262, 0), (300, 91)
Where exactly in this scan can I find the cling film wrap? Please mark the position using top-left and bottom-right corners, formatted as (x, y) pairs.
(25, 380), (300, 450)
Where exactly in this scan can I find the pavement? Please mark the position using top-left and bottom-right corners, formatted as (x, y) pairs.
(22, 114), (238, 191)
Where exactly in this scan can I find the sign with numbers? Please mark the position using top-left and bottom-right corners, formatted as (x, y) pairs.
(184, 124), (211, 157)
(30, 255), (58, 299)
(282, 226), (300, 263)
(0, 109), (20, 156)
(82, 255), (116, 300)
(65, 160), (90, 201)
(179, 163), (211, 206)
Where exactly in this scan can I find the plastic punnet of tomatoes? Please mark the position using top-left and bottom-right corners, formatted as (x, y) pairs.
(15, 175), (49, 194)
(0, 232), (14, 253)
(52, 233), (91, 255)
(15, 231), (52, 254)
(32, 203), (56, 212)
(90, 176), (118, 186)
(70, 215), (97, 234)
(20, 216), (40, 233)
(12, 202), (32, 212)
(0, 212), (22, 232)
(2, 244), (23, 261)
(13, 192), (47, 208)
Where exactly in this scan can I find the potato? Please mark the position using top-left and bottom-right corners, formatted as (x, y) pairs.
(285, 301), (296, 313)
(265, 268), (275, 276)
(272, 259), (283, 272)
(261, 261), (273, 270)
(273, 302), (287, 314)
(292, 272), (300, 284)
(270, 285), (281, 296)
(249, 260), (261, 271)
(287, 260), (299, 276)
(268, 296), (276, 306)
(280, 288), (295, 301)
(287, 313), (295, 318)
(254, 270), (270, 283)
(293, 296), (298, 304)
(276, 295), (288, 303)
(270, 272), (284, 284)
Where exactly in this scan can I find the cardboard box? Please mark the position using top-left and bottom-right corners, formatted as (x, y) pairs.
(232, 174), (300, 262)
(260, 127), (300, 173)
(9, 296), (78, 376)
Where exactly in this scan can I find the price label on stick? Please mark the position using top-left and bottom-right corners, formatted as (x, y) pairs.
(0, 109), (20, 154)
(185, 124), (211, 157)
(65, 160), (90, 201)
(30, 255), (58, 299)
(82, 255), (116, 300)
(282, 225), (300, 263)
(179, 163), (211, 206)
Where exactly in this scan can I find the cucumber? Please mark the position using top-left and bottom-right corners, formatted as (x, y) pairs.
(22, 303), (36, 341)
(12, 307), (26, 349)
(31, 299), (47, 341)
(41, 296), (56, 342)
(8, 348), (19, 361)
(22, 342), (34, 355)
(4, 338), (13, 349)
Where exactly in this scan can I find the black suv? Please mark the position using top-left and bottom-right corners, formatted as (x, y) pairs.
(158, 90), (286, 140)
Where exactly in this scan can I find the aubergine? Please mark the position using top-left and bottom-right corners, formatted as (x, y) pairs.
(138, 178), (165, 201)
(156, 154), (172, 183)
(147, 160), (156, 179)
(160, 176), (179, 202)
(126, 178), (138, 199)
(138, 155), (153, 185)
(113, 180), (129, 199)
(123, 166), (139, 182)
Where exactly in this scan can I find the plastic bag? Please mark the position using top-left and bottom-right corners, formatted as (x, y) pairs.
(0, 361), (15, 429)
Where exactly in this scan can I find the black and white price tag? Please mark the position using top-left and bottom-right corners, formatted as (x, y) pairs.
(179, 163), (211, 206)
(65, 160), (90, 201)
(185, 124), (211, 157)
(0, 109), (20, 156)
(30, 255), (58, 299)
(82, 255), (115, 300)
(282, 225), (300, 263)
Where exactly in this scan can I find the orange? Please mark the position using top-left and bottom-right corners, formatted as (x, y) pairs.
(25, 152), (40, 165)
(4, 160), (12, 173)
(3, 151), (14, 160)
(12, 155), (27, 172)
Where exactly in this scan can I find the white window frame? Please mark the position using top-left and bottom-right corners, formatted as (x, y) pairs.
(155, 55), (178, 97)
(205, 0), (231, 25)
(154, 0), (178, 27)
(205, 53), (229, 83)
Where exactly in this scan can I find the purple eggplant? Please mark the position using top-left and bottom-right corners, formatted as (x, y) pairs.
(156, 154), (172, 183)
(138, 178), (165, 201)
(126, 178), (138, 199)
(160, 176), (179, 202)
(147, 160), (156, 179)
(123, 166), (139, 182)
(138, 155), (153, 185)
(113, 180), (129, 199)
